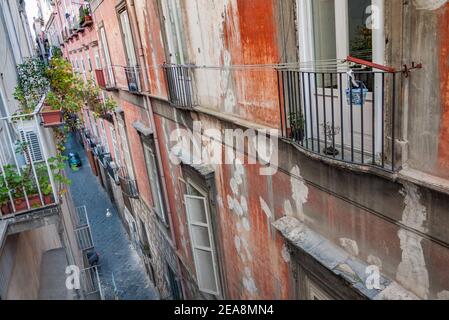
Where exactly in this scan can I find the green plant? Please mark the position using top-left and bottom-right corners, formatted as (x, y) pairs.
(288, 111), (304, 131)
(48, 155), (72, 195)
(14, 57), (49, 113)
(44, 91), (63, 110)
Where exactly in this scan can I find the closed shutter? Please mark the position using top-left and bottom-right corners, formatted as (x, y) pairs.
(184, 195), (220, 295)
(144, 145), (166, 223)
(20, 130), (44, 163)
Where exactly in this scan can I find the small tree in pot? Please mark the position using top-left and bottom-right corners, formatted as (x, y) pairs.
(320, 122), (341, 156)
(288, 111), (305, 142)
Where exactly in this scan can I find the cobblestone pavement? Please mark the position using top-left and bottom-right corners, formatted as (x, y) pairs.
(65, 133), (159, 300)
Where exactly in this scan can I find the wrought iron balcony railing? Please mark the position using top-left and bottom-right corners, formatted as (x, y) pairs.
(118, 168), (139, 199)
(95, 66), (116, 90)
(277, 66), (400, 172)
(79, 4), (93, 27)
(163, 64), (196, 109)
(0, 101), (59, 218)
(124, 65), (143, 93)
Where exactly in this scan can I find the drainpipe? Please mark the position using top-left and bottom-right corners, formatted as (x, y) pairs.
(128, 0), (183, 295)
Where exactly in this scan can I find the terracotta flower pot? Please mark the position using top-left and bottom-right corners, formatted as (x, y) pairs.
(41, 104), (63, 127)
(13, 194), (44, 212)
(82, 15), (93, 27)
(44, 194), (55, 205)
(1, 203), (11, 216)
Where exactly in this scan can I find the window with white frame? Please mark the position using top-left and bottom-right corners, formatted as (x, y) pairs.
(298, 0), (384, 89)
(184, 181), (220, 296)
(117, 116), (135, 180)
(99, 26), (114, 84)
(297, 0), (385, 157)
(19, 128), (44, 163)
(81, 56), (87, 81)
(143, 142), (166, 223)
(118, 9), (138, 67)
(100, 120), (109, 153)
(94, 49), (101, 69)
(160, 0), (186, 64)
(110, 124), (121, 166)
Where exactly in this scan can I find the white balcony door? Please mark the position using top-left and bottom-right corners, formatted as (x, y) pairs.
(117, 117), (135, 181)
(297, 0), (384, 161)
(100, 27), (114, 85)
(160, 0), (185, 64)
(119, 11), (138, 68)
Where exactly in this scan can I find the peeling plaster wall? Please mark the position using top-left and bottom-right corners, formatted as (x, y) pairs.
(407, 3), (449, 178)
(170, 0), (289, 127)
(151, 94), (449, 299)
(413, 0), (448, 10)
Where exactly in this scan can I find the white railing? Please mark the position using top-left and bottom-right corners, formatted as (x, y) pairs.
(0, 98), (59, 218)
(80, 266), (104, 300)
(74, 206), (94, 251)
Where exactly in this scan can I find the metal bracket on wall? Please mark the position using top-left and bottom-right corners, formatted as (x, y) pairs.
(402, 62), (423, 78)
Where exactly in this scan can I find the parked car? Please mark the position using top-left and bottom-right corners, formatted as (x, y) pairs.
(68, 152), (82, 168)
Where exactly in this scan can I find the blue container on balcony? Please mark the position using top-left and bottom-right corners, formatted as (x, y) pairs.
(346, 81), (368, 106)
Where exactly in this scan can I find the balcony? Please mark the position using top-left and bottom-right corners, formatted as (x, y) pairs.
(277, 62), (400, 172)
(163, 64), (196, 109)
(118, 168), (139, 199)
(95, 67), (117, 91)
(79, 4), (93, 28)
(0, 111), (59, 219)
(124, 65), (143, 93)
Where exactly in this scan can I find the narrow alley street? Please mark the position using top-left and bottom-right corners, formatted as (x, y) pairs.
(65, 133), (159, 300)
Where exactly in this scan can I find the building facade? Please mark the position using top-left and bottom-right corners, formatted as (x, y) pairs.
(0, 0), (98, 300)
(47, 0), (449, 300)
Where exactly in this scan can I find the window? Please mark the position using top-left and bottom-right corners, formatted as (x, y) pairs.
(100, 120), (109, 153)
(110, 124), (121, 166)
(167, 263), (183, 300)
(299, 0), (379, 89)
(143, 142), (167, 223)
(139, 218), (150, 248)
(87, 55), (94, 79)
(94, 49), (101, 69)
(184, 182), (220, 296)
(160, 0), (186, 64)
(99, 26), (114, 84)
(118, 116), (135, 180)
(306, 277), (333, 300)
(118, 9), (138, 67)
(19, 129), (43, 163)
(81, 57), (87, 81)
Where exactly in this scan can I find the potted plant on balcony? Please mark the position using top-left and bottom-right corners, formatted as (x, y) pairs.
(288, 111), (305, 142)
(320, 122), (341, 156)
(41, 91), (64, 127)
(0, 179), (11, 215)
(14, 57), (49, 114)
(80, 7), (93, 27)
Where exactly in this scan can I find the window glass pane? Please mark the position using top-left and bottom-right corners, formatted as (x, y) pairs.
(187, 183), (202, 197)
(192, 225), (211, 248)
(195, 249), (218, 293)
(312, 0), (337, 87)
(312, 0), (336, 62)
(348, 0), (372, 61)
(185, 196), (207, 224)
